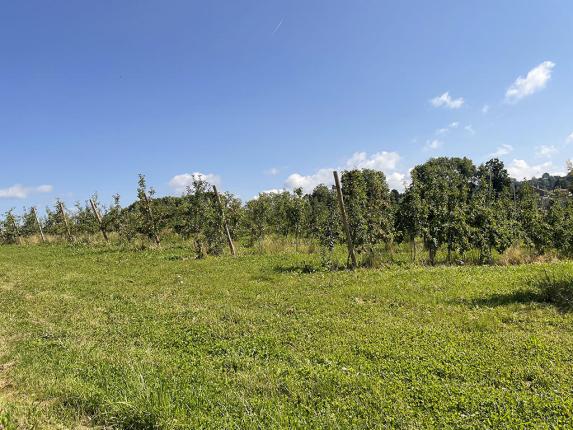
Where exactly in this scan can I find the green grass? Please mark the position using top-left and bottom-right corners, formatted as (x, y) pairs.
(1, 245), (573, 429)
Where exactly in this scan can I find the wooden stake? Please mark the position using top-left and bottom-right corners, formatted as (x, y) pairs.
(142, 192), (161, 246)
(32, 207), (46, 243)
(213, 185), (236, 257)
(89, 198), (109, 242)
(333, 171), (357, 269)
(58, 201), (74, 243)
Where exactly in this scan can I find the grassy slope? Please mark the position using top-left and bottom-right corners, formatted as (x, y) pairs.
(0, 246), (572, 429)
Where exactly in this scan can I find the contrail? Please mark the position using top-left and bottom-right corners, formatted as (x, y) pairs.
(272, 18), (284, 35)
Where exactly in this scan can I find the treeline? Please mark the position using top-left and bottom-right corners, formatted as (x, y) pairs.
(2, 158), (573, 265)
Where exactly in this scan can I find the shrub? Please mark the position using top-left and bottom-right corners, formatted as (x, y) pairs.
(534, 271), (573, 311)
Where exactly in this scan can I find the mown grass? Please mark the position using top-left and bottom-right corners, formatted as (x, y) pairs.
(1, 245), (573, 429)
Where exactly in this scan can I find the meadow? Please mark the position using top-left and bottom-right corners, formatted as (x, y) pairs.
(0, 244), (572, 429)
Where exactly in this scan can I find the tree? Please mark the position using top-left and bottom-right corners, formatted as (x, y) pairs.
(516, 182), (550, 253)
(395, 187), (423, 260)
(0, 210), (19, 244)
(410, 157), (475, 264)
(341, 169), (394, 253)
(136, 174), (161, 245)
(244, 193), (272, 247)
(309, 184), (340, 252)
(467, 160), (514, 263)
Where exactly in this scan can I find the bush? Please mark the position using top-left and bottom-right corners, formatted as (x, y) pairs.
(534, 271), (573, 311)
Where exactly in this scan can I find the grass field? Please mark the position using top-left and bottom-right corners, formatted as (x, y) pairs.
(1, 245), (572, 429)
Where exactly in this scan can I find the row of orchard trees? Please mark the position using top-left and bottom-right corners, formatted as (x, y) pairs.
(2, 158), (573, 264)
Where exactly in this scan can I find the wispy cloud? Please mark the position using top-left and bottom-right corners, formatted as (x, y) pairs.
(424, 139), (443, 150)
(464, 125), (476, 134)
(169, 172), (221, 194)
(436, 122), (459, 135)
(264, 167), (280, 176)
(536, 145), (558, 158)
(505, 61), (555, 103)
(490, 144), (513, 157)
(0, 184), (53, 199)
(566, 132), (573, 144)
(482, 104), (490, 114)
(430, 92), (464, 109)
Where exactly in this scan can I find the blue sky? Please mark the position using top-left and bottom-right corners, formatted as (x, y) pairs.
(1, 0), (572, 213)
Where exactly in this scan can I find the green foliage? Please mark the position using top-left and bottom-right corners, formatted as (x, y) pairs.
(19, 207), (39, 237)
(534, 269), (573, 311)
(2, 158), (573, 263)
(341, 169), (394, 251)
(73, 200), (99, 236)
(516, 182), (551, 253)
(468, 160), (515, 263)
(409, 157), (475, 264)
(179, 176), (225, 257)
(0, 210), (19, 244)
(243, 193), (272, 246)
(135, 174), (161, 244)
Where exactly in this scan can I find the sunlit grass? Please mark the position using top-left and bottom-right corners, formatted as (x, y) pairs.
(1, 245), (572, 428)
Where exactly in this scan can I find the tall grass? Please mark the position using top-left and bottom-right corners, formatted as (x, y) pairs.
(534, 270), (573, 311)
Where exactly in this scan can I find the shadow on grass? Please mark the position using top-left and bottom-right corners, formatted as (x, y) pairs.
(272, 262), (349, 274)
(467, 288), (572, 313)
(469, 289), (543, 307)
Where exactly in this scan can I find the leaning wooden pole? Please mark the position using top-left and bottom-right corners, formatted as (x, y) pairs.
(58, 201), (74, 243)
(142, 192), (161, 246)
(213, 185), (237, 257)
(89, 198), (109, 242)
(333, 171), (357, 269)
(32, 207), (46, 243)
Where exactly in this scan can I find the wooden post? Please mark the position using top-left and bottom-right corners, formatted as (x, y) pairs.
(89, 198), (109, 242)
(58, 201), (74, 243)
(213, 185), (236, 257)
(142, 192), (161, 246)
(333, 171), (357, 269)
(32, 207), (46, 243)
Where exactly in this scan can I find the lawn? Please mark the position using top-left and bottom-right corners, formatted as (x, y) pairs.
(1, 245), (572, 429)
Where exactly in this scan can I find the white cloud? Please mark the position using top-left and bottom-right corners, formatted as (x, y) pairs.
(536, 145), (558, 158)
(36, 185), (53, 193)
(424, 139), (443, 150)
(345, 151), (400, 171)
(430, 92), (464, 109)
(387, 171), (408, 190)
(505, 61), (555, 103)
(284, 151), (408, 193)
(0, 184), (53, 199)
(566, 132), (573, 144)
(285, 168), (333, 193)
(464, 125), (476, 134)
(253, 188), (286, 199)
(507, 159), (563, 179)
(264, 167), (280, 176)
(490, 144), (513, 157)
(482, 104), (490, 114)
(169, 172), (221, 193)
(436, 122), (459, 135)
